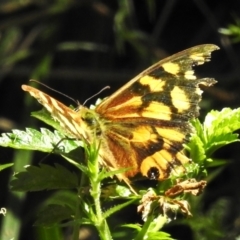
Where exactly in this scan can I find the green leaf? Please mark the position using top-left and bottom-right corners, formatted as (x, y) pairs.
(103, 198), (137, 219)
(0, 163), (13, 171)
(4, 49), (31, 66)
(11, 164), (79, 191)
(35, 204), (74, 226)
(203, 108), (240, 156)
(0, 127), (82, 154)
(98, 167), (132, 182)
(146, 231), (173, 240)
(31, 108), (67, 135)
(61, 155), (89, 174)
(121, 223), (141, 231)
(189, 108), (240, 161)
(43, 190), (78, 212)
(133, 215), (173, 240)
(187, 131), (206, 163)
(186, 108), (240, 179)
(219, 18), (240, 43)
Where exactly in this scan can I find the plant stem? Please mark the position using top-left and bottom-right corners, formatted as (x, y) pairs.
(89, 141), (112, 240)
(91, 179), (112, 240)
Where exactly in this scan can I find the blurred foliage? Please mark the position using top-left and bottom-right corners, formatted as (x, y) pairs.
(219, 18), (240, 43)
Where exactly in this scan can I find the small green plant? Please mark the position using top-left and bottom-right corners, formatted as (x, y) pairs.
(1, 107), (240, 240)
(219, 18), (240, 43)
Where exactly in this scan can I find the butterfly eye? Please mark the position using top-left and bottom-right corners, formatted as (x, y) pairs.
(147, 167), (160, 180)
(81, 111), (98, 126)
(82, 117), (96, 126)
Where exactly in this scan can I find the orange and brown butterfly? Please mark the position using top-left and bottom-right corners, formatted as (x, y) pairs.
(22, 44), (219, 189)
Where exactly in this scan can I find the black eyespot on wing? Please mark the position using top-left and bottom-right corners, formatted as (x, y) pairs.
(147, 167), (160, 180)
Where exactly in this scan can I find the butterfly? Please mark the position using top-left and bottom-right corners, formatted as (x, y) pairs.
(22, 44), (218, 188)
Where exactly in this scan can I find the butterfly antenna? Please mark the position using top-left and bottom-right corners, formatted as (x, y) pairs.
(83, 86), (110, 106)
(30, 79), (78, 105)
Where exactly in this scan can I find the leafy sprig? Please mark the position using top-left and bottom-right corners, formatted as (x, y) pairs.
(0, 107), (240, 239)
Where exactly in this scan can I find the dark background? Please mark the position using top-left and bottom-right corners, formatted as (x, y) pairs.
(0, 0), (240, 239)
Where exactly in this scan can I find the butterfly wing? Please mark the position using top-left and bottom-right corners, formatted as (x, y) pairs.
(96, 44), (219, 180)
(22, 44), (218, 185)
(21, 85), (91, 141)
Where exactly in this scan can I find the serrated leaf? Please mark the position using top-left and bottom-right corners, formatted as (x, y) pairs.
(190, 108), (240, 158)
(0, 127), (82, 154)
(204, 108), (240, 155)
(103, 198), (137, 219)
(35, 204), (74, 226)
(11, 163), (78, 191)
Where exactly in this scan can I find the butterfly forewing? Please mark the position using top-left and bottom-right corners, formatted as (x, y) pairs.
(22, 85), (90, 140)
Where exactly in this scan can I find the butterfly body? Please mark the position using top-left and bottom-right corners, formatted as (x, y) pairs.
(22, 44), (219, 186)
